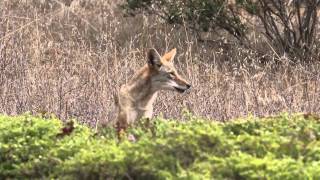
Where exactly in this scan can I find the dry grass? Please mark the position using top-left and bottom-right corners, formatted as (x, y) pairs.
(0, 0), (319, 127)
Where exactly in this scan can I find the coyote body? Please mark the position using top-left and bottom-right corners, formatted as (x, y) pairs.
(116, 48), (191, 133)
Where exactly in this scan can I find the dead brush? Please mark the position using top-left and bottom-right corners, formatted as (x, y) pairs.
(0, 0), (319, 128)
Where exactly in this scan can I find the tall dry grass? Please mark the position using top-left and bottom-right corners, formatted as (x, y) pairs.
(0, 0), (319, 127)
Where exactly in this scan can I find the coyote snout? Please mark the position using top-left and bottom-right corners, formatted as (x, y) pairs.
(115, 48), (191, 135)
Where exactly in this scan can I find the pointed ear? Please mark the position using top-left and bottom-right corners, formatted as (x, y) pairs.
(162, 48), (177, 62)
(147, 48), (162, 68)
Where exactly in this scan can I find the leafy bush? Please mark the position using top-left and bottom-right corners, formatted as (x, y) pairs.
(122, 0), (320, 61)
(121, 0), (247, 42)
(0, 113), (320, 179)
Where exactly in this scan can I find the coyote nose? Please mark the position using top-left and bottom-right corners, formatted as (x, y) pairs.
(186, 84), (191, 89)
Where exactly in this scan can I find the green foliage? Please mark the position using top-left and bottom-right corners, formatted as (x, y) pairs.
(121, 0), (248, 41)
(0, 113), (320, 179)
(122, 0), (320, 61)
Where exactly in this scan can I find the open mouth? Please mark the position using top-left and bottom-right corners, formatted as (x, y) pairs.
(174, 87), (186, 93)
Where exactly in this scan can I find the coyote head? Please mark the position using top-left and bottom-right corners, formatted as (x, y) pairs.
(147, 48), (191, 93)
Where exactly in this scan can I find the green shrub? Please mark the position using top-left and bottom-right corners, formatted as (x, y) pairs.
(0, 113), (320, 179)
(121, 0), (247, 42)
(122, 0), (320, 61)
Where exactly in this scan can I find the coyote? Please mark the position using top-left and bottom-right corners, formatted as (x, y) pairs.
(115, 48), (191, 135)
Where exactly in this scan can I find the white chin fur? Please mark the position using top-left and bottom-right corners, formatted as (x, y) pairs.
(166, 80), (184, 90)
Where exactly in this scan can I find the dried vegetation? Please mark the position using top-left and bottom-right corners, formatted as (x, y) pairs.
(0, 0), (319, 126)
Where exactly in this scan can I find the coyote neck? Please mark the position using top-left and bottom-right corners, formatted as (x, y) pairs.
(123, 65), (158, 109)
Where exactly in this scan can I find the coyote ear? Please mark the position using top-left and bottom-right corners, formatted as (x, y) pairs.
(163, 48), (177, 62)
(147, 48), (162, 68)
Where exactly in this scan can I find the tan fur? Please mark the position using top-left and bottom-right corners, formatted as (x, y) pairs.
(115, 48), (191, 134)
